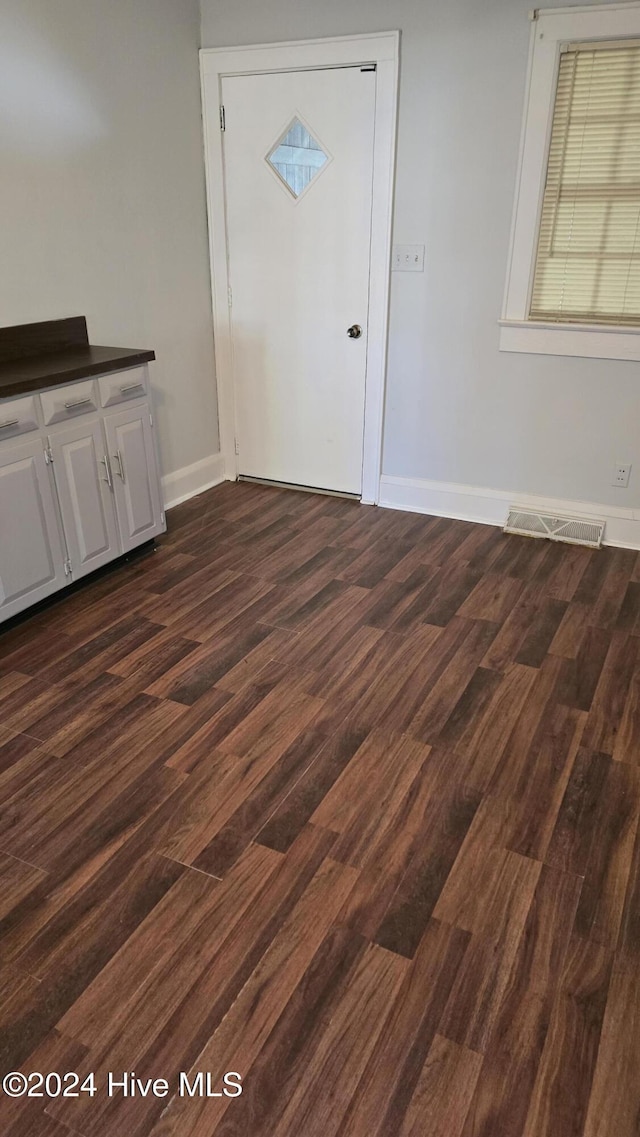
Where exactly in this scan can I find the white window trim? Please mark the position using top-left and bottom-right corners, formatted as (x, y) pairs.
(500, 2), (640, 361)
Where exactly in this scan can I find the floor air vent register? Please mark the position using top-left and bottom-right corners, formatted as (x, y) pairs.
(504, 509), (605, 549)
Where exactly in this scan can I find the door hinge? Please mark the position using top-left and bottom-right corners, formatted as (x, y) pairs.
(44, 444), (54, 464)
(220, 105), (226, 131)
(234, 437), (240, 455)
(149, 412), (153, 427)
(228, 285), (233, 309)
(64, 559), (72, 577)
(160, 510), (165, 524)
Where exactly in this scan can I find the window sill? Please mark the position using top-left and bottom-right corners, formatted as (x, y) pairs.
(499, 319), (640, 362)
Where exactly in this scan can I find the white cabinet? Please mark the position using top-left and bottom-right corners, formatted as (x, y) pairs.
(0, 437), (68, 620)
(98, 367), (147, 408)
(0, 365), (165, 624)
(48, 417), (120, 579)
(104, 405), (164, 552)
(0, 395), (39, 439)
(40, 379), (99, 426)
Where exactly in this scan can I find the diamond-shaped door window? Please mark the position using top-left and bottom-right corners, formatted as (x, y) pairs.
(267, 118), (328, 198)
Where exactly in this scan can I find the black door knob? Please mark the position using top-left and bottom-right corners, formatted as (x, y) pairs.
(347, 324), (363, 339)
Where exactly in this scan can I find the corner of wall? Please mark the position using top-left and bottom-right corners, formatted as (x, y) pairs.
(162, 452), (226, 510)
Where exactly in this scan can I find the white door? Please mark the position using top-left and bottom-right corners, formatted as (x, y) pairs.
(49, 418), (121, 579)
(104, 406), (164, 551)
(222, 65), (376, 494)
(0, 438), (67, 620)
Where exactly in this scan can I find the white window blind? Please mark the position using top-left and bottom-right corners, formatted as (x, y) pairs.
(530, 40), (640, 326)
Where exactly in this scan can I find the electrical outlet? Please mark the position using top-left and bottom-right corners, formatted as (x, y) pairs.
(392, 244), (425, 272)
(613, 462), (632, 487)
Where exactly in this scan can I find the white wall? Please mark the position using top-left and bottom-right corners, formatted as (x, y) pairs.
(0, 0), (219, 491)
(201, 0), (640, 517)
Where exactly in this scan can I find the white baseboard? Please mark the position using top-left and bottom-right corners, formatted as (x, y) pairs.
(162, 453), (226, 510)
(379, 474), (640, 550)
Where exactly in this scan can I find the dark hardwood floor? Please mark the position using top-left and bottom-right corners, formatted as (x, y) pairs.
(1, 480), (639, 1136)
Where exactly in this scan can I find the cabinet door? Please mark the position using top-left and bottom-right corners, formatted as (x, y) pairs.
(103, 405), (164, 552)
(49, 418), (121, 579)
(0, 438), (67, 622)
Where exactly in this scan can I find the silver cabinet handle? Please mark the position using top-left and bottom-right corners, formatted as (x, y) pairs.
(101, 455), (113, 489)
(64, 397), (92, 409)
(120, 382), (144, 394)
(0, 418), (19, 429)
(113, 449), (126, 482)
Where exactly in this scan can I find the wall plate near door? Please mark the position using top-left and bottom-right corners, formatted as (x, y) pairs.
(392, 244), (425, 271)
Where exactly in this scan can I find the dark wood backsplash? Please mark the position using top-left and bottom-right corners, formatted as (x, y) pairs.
(0, 316), (89, 364)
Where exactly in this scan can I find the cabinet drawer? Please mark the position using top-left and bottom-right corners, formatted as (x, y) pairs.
(98, 367), (147, 408)
(41, 380), (99, 426)
(0, 395), (39, 440)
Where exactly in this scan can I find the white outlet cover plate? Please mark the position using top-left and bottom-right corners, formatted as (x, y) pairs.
(392, 244), (425, 272)
(613, 463), (631, 487)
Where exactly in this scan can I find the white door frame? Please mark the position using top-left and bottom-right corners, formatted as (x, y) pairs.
(200, 32), (400, 504)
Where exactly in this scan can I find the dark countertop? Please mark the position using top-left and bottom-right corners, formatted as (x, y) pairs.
(0, 344), (156, 400)
(0, 317), (155, 400)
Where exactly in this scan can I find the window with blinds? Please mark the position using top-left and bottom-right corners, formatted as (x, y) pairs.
(530, 40), (640, 326)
